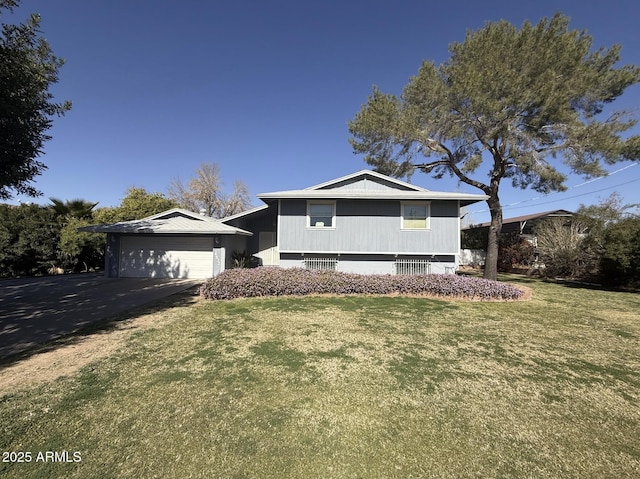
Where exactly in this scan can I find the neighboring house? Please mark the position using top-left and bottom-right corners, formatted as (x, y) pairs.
(463, 209), (574, 246)
(460, 209), (574, 266)
(81, 170), (487, 278)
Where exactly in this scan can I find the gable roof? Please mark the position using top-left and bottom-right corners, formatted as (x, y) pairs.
(305, 169), (426, 192)
(78, 208), (252, 235)
(256, 170), (488, 205)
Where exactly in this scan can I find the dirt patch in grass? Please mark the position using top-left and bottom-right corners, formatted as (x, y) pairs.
(0, 296), (200, 395)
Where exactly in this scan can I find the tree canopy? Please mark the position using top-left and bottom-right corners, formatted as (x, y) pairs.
(93, 187), (178, 224)
(0, 0), (71, 199)
(349, 13), (640, 280)
(169, 162), (252, 218)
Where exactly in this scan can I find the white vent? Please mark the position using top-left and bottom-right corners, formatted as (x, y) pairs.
(304, 257), (338, 271)
(395, 259), (431, 275)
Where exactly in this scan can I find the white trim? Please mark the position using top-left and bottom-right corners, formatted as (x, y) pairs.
(456, 200), (461, 254)
(306, 200), (336, 229)
(257, 190), (487, 203)
(400, 201), (430, 230)
(277, 199), (281, 252)
(280, 250), (460, 256)
(142, 208), (213, 222)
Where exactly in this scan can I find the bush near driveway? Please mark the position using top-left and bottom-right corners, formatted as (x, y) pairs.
(200, 267), (524, 301)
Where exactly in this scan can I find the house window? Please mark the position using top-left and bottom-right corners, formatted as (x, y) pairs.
(401, 202), (430, 229)
(307, 201), (335, 228)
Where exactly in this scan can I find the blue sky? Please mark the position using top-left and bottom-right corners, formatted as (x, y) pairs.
(6, 0), (640, 224)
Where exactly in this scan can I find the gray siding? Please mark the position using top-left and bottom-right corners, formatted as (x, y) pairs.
(225, 205), (277, 256)
(318, 177), (413, 191)
(278, 199), (460, 254)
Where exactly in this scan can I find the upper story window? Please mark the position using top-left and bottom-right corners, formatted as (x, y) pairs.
(307, 201), (335, 228)
(401, 202), (430, 229)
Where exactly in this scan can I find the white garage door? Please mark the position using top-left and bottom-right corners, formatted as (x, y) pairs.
(119, 236), (214, 279)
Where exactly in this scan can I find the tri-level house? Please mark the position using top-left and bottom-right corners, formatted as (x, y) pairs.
(223, 169), (487, 275)
(81, 170), (487, 278)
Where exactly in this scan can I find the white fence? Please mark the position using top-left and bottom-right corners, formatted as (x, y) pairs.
(394, 259), (432, 275)
(460, 249), (486, 266)
(304, 257), (338, 271)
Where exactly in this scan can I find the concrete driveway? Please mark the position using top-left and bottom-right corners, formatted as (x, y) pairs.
(0, 273), (202, 360)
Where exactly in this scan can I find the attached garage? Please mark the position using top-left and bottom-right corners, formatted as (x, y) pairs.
(78, 208), (252, 279)
(119, 236), (214, 279)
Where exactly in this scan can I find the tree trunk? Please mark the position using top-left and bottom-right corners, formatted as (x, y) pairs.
(483, 196), (503, 281)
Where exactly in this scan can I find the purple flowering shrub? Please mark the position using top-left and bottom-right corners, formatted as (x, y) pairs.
(199, 267), (523, 301)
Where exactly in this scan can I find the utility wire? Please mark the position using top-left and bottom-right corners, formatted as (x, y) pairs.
(466, 162), (639, 215)
(502, 177), (640, 210)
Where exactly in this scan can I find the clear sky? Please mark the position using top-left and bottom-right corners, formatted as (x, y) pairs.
(6, 0), (640, 224)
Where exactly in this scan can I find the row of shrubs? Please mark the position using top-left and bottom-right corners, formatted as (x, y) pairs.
(199, 267), (524, 301)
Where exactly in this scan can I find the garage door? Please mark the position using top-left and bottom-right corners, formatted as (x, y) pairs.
(119, 236), (214, 279)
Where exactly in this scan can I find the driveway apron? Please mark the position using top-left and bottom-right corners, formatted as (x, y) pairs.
(0, 274), (200, 360)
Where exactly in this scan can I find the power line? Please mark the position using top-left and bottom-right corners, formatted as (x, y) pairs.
(466, 162), (640, 215)
(503, 177), (640, 210)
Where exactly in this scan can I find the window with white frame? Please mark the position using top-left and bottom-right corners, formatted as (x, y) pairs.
(401, 202), (430, 229)
(307, 201), (335, 228)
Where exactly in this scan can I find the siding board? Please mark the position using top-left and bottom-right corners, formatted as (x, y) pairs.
(279, 199), (459, 254)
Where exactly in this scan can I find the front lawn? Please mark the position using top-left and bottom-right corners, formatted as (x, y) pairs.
(1, 277), (639, 478)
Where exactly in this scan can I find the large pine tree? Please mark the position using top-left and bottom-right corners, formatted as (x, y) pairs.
(349, 14), (640, 280)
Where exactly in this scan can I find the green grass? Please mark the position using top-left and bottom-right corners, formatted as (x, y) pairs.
(1, 277), (639, 478)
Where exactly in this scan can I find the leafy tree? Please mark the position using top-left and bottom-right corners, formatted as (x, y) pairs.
(169, 162), (252, 218)
(0, 0), (72, 199)
(117, 187), (178, 220)
(47, 197), (102, 271)
(574, 193), (627, 269)
(349, 13), (640, 280)
(57, 216), (103, 272)
(93, 187), (178, 224)
(575, 193), (640, 285)
(0, 203), (58, 276)
(497, 232), (535, 272)
(600, 216), (640, 286)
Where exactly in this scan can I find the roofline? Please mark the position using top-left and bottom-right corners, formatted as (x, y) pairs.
(219, 204), (269, 222)
(77, 224), (252, 235)
(256, 190), (488, 203)
(463, 209), (574, 229)
(303, 169), (428, 192)
(77, 207), (253, 235)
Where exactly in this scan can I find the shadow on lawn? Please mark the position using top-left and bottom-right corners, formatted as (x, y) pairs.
(0, 284), (200, 368)
(499, 272), (639, 294)
(550, 277), (640, 294)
